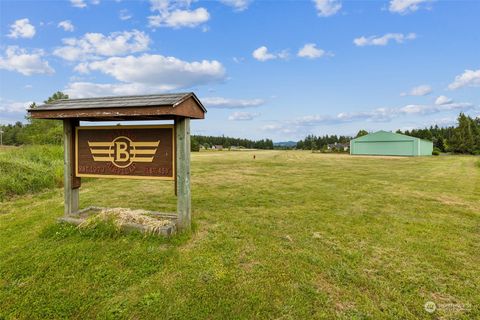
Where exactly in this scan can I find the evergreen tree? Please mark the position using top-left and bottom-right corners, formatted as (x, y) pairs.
(44, 91), (69, 104)
(22, 93), (67, 145)
(449, 113), (476, 154)
(356, 129), (368, 138)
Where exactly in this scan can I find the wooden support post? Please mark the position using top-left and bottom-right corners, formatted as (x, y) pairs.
(175, 117), (191, 231)
(63, 120), (79, 215)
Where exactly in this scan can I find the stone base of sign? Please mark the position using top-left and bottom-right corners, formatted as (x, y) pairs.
(58, 206), (177, 236)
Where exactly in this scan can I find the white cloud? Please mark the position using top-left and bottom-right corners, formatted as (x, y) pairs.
(0, 99), (33, 113)
(0, 46), (54, 76)
(73, 62), (90, 74)
(448, 69), (480, 90)
(278, 51), (289, 59)
(399, 102), (473, 115)
(220, 0), (251, 11)
(148, 0), (210, 28)
(435, 95), (453, 105)
(58, 20), (75, 32)
(232, 57), (245, 63)
(70, 0), (87, 8)
(53, 30), (150, 61)
(228, 111), (260, 121)
(261, 123), (302, 135)
(252, 46), (275, 61)
(297, 43), (331, 59)
(70, 0), (99, 8)
(149, 8), (209, 28)
(400, 84), (432, 96)
(354, 33), (416, 46)
(294, 108), (398, 126)
(119, 9), (132, 20)
(389, 0), (431, 14)
(77, 54), (225, 86)
(314, 0), (342, 17)
(261, 124), (282, 131)
(262, 101), (478, 137)
(267, 100), (475, 132)
(8, 18), (36, 39)
(202, 97), (265, 109)
(252, 46), (288, 61)
(149, 0), (171, 12)
(65, 54), (226, 97)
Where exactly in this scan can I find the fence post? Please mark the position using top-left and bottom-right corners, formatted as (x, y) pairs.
(175, 117), (191, 231)
(63, 119), (79, 215)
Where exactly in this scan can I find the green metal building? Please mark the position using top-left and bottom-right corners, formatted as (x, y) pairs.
(350, 131), (433, 156)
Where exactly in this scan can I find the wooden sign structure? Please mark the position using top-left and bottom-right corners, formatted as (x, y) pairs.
(28, 92), (206, 232)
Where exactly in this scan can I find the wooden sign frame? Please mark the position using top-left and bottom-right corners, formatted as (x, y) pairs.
(75, 125), (175, 181)
(28, 92), (204, 232)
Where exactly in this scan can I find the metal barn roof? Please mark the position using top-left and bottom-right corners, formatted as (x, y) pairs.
(351, 130), (431, 143)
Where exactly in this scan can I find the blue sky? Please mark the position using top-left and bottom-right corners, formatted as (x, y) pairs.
(0, 0), (479, 141)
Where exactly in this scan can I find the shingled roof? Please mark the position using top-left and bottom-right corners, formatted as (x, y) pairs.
(28, 92), (206, 121)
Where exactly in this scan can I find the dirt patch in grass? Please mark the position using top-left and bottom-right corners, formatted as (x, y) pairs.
(80, 208), (171, 229)
(62, 207), (178, 236)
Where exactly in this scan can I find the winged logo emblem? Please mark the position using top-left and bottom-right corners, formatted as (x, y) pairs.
(88, 136), (160, 168)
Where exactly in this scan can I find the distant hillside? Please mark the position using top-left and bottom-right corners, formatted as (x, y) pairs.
(274, 141), (297, 147)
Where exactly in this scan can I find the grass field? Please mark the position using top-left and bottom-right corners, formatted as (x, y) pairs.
(0, 150), (479, 319)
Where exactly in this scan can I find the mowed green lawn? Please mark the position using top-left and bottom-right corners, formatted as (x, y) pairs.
(0, 151), (479, 319)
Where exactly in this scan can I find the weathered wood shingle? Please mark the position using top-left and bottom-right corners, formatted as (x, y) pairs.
(28, 92), (206, 121)
(32, 92), (205, 111)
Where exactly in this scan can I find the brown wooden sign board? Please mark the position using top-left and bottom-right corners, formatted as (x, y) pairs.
(75, 125), (174, 180)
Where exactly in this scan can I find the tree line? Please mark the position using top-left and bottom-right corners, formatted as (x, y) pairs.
(192, 135), (274, 151)
(0, 92), (67, 146)
(396, 113), (480, 154)
(296, 134), (352, 151)
(1, 92), (478, 154)
(296, 113), (480, 155)
(1, 122), (275, 151)
(0, 91), (276, 151)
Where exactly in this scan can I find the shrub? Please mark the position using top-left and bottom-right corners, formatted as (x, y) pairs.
(432, 148), (441, 156)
